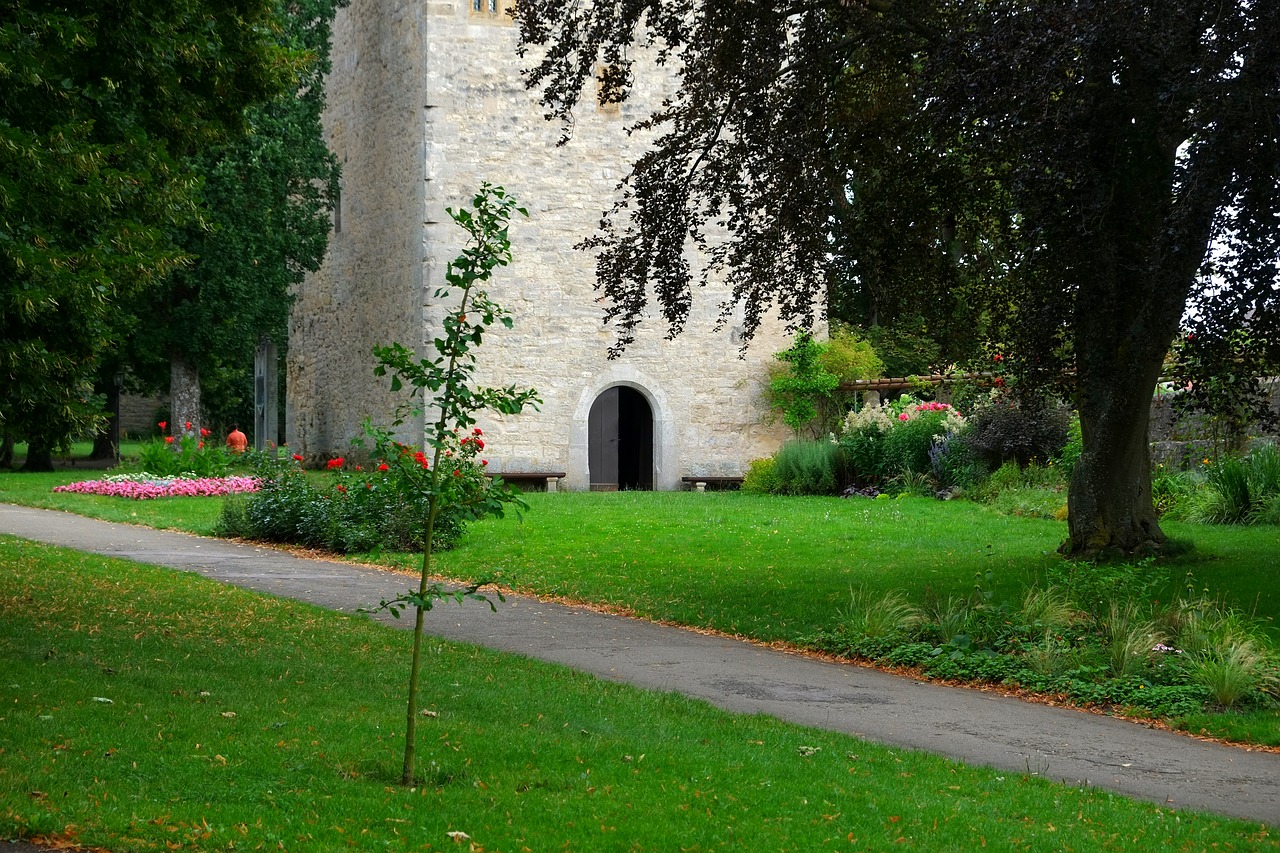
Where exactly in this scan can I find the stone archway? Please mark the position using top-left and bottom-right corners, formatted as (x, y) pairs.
(570, 368), (679, 491)
(588, 386), (654, 490)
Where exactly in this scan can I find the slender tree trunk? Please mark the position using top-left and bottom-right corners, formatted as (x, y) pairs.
(90, 378), (121, 462)
(0, 432), (13, 468)
(170, 353), (202, 439)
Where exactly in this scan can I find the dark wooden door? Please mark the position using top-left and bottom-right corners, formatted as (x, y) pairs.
(588, 387), (620, 490)
(589, 386), (653, 490)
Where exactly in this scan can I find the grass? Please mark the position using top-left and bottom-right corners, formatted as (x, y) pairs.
(3, 470), (1278, 741)
(2, 537), (1274, 851)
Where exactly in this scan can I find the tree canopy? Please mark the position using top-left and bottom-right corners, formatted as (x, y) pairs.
(0, 0), (286, 468)
(126, 0), (345, 437)
(514, 0), (1280, 556)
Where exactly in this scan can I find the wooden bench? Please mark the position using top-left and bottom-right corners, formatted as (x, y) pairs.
(486, 471), (566, 492)
(681, 476), (744, 492)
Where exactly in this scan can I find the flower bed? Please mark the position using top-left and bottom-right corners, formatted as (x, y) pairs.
(54, 475), (260, 501)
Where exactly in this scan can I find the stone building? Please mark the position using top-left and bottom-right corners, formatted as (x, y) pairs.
(286, 0), (792, 489)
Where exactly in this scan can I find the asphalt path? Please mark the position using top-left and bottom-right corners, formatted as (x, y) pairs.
(1, 503), (1278, 830)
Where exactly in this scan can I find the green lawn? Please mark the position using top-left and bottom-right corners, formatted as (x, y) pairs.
(2, 471), (1278, 741)
(2, 537), (1272, 851)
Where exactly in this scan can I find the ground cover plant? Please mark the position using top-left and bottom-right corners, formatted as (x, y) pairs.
(2, 537), (1274, 851)
(803, 563), (1280, 735)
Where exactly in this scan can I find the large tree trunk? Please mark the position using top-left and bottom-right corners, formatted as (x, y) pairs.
(20, 438), (54, 472)
(170, 354), (202, 440)
(1066, 356), (1166, 558)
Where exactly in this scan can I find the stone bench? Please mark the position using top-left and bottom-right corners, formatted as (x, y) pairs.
(681, 476), (744, 492)
(486, 471), (566, 492)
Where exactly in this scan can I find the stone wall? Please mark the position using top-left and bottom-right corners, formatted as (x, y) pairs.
(287, 0), (430, 457)
(289, 1), (793, 486)
(1149, 379), (1280, 466)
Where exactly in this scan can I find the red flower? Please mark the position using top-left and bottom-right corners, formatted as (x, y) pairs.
(355, 465), (363, 472)
(327, 457), (344, 470)
(165, 436), (174, 444)
(198, 441), (204, 449)
(992, 354), (1003, 363)
(336, 484), (347, 494)
(184, 421), (192, 431)
(994, 377), (1006, 388)
(378, 463), (390, 472)
(473, 428), (483, 436)
(292, 453), (304, 462)
(453, 469), (461, 477)
(158, 421), (167, 431)
(475, 439), (485, 450)
(481, 459), (488, 467)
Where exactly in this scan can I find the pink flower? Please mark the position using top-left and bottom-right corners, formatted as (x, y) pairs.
(898, 413), (909, 421)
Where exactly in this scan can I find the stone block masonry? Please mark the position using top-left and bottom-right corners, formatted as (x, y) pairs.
(288, 0), (794, 487)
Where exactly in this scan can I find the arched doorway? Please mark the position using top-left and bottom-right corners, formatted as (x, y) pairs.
(588, 386), (653, 490)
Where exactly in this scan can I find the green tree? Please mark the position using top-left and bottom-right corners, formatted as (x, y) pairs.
(366, 185), (540, 786)
(768, 327), (882, 436)
(512, 0), (1280, 557)
(0, 0), (285, 470)
(126, 0), (345, 443)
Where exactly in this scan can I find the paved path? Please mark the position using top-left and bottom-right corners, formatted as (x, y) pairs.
(2, 503), (1278, 828)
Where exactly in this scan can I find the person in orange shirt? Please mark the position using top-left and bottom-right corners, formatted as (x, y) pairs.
(226, 425), (248, 454)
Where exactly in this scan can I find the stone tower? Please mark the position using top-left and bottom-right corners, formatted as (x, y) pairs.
(287, 0), (792, 489)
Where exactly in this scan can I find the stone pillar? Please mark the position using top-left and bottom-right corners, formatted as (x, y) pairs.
(255, 336), (279, 452)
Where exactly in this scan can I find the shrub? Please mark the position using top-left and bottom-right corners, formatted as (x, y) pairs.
(136, 434), (230, 478)
(928, 432), (984, 492)
(1151, 466), (1199, 517)
(881, 409), (952, 477)
(962, 396), (1070, 469)
(773, 439), (841, 495)
(837, 425), (887, 486)
(1055, 415), (1083, 476)
(766, 332), (839, 436)
(741, 457), (782, 495)
(766, 326), (884, 437)
(216, 455), (469, 553)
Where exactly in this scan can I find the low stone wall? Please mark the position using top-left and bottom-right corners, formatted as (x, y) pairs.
(1148, 378), (1279, 466)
